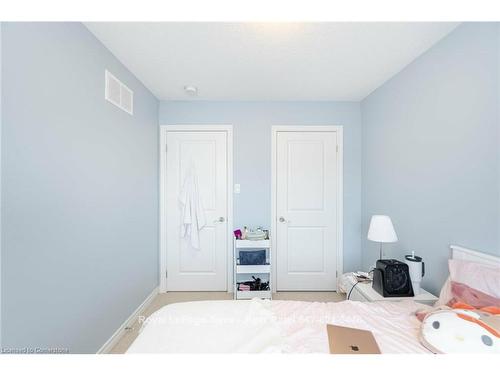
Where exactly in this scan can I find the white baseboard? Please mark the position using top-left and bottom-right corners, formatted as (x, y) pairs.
(97, 286), (158, 354)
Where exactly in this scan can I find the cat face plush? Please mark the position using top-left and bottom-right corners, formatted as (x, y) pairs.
(420, 309), (500, 354)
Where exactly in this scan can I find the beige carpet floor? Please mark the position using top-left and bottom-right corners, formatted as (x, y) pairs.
(108, 291), (345, 354)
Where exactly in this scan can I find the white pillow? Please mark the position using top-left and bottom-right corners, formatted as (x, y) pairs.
(448, 259), (500, 298)
(435, 259), (500, 307)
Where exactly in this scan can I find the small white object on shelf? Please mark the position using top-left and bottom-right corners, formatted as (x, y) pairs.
(233, 238), (272, 300)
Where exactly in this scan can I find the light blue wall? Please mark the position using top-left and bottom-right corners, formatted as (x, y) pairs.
(361, 23), (500, 295)
(159, 101), (362, 271)
(1, 23), (159, 353)
(0, 22), (3, 348)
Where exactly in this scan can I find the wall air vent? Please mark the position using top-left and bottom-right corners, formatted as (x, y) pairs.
(105, 70), (134, 115)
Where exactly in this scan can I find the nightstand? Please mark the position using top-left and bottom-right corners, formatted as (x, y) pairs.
(349, 281), (438, 306)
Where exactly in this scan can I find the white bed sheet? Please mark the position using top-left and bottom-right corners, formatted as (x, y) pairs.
(127, 298), (432, 354)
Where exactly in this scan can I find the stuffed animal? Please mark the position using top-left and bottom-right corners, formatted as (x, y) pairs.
(419, 304), (500, 353)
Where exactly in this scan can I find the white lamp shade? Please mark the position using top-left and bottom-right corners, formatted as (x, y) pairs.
(367, 215), (398, 243)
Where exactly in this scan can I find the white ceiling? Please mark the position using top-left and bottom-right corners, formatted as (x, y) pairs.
(85, 22), (459, 101)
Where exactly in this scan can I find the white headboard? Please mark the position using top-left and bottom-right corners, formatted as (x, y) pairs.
(450, 245), (500, 267)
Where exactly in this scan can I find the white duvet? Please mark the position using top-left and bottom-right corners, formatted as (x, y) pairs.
(127, 299), (432, 353)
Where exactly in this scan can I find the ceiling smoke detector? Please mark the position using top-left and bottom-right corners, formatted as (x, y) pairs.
(184, 85), (198, 96)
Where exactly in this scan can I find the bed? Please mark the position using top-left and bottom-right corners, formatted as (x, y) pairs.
(127, 246), (499, 354)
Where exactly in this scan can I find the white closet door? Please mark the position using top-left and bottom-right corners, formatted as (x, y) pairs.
(165, 131), (228, 291)
(276, 131), (339, 291)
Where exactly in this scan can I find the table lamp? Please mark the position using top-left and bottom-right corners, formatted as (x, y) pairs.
(367, 215), (398, 259)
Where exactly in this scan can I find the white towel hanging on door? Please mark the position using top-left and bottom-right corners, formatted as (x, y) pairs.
(179, 166), (206, 249)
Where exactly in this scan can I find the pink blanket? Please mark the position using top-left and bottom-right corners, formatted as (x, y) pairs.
(128, 299), (432, 353)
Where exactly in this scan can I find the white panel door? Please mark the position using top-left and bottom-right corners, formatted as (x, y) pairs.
(165, 131), (228, 291)
(276, 131), (339, 291)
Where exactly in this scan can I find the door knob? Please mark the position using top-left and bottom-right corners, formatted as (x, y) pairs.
(279, 217), (286, 223)
(214, 216), (225, 223)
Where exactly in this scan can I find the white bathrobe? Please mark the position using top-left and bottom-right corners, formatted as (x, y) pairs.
(179, 167), (206, 249)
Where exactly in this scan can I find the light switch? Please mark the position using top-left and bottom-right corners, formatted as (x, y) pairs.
(234, 184), (241, 194)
